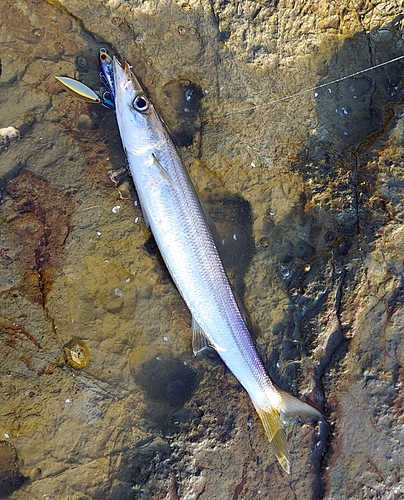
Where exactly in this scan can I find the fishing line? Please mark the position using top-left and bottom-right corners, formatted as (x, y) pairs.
(222, 54), (404, 117)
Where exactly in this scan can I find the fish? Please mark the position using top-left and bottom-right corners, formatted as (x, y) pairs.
(112, 56), (324, 473)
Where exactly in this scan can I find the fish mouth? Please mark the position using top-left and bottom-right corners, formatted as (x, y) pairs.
(113, 56), (144, 94)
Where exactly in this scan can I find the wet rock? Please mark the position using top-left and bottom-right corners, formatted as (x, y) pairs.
(98, 285), (125, 313)
(205, 191), (254, 298)
(1, 1), (404, 499)
(282, 339), (299, 361)
(294, 239), (316, 260)
(278, 242), (294, 264)
(314, 29), (404, 151)
(161, 79), (203, 147)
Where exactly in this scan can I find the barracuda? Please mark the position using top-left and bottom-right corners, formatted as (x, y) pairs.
(112, 57), (324, 473)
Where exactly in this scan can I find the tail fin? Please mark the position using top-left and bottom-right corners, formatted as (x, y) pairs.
(255, 405), (291, 473)
(254, 389), (324, 474)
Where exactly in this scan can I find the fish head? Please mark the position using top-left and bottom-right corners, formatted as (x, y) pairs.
(113, 57), (164, 156)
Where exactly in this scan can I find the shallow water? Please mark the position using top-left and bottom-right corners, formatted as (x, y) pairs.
(1, 1), (404, 499)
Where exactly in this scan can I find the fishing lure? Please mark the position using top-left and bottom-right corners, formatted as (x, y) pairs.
(55, 76), (101, 104)
(55, 48), (116, 108)
(99, 48), (115, 99)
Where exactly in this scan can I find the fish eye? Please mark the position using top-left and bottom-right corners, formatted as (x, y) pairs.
(132, 94), (150, 113)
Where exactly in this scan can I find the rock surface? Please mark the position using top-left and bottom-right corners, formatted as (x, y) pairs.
(1, 0), (404, 498)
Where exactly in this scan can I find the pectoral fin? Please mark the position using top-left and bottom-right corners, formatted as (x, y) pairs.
(151, 154), (176, 187)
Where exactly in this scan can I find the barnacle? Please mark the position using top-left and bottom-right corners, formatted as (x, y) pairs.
(63, 338), (90, 369)
(0, 441), (26, 496)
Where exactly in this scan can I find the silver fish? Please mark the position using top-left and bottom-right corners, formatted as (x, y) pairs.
(112, 57), (323, 473)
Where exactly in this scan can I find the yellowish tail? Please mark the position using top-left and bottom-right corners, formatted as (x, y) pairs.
(254, 389), (324, 474)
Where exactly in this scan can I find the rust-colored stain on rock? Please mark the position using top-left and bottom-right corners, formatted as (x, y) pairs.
(2, 170), (73, 307)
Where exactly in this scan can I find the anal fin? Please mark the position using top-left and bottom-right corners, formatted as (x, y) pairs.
(192, 317), (213, 355)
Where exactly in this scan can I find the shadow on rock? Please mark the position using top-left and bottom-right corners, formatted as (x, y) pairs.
(129, 347), (198, 411)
